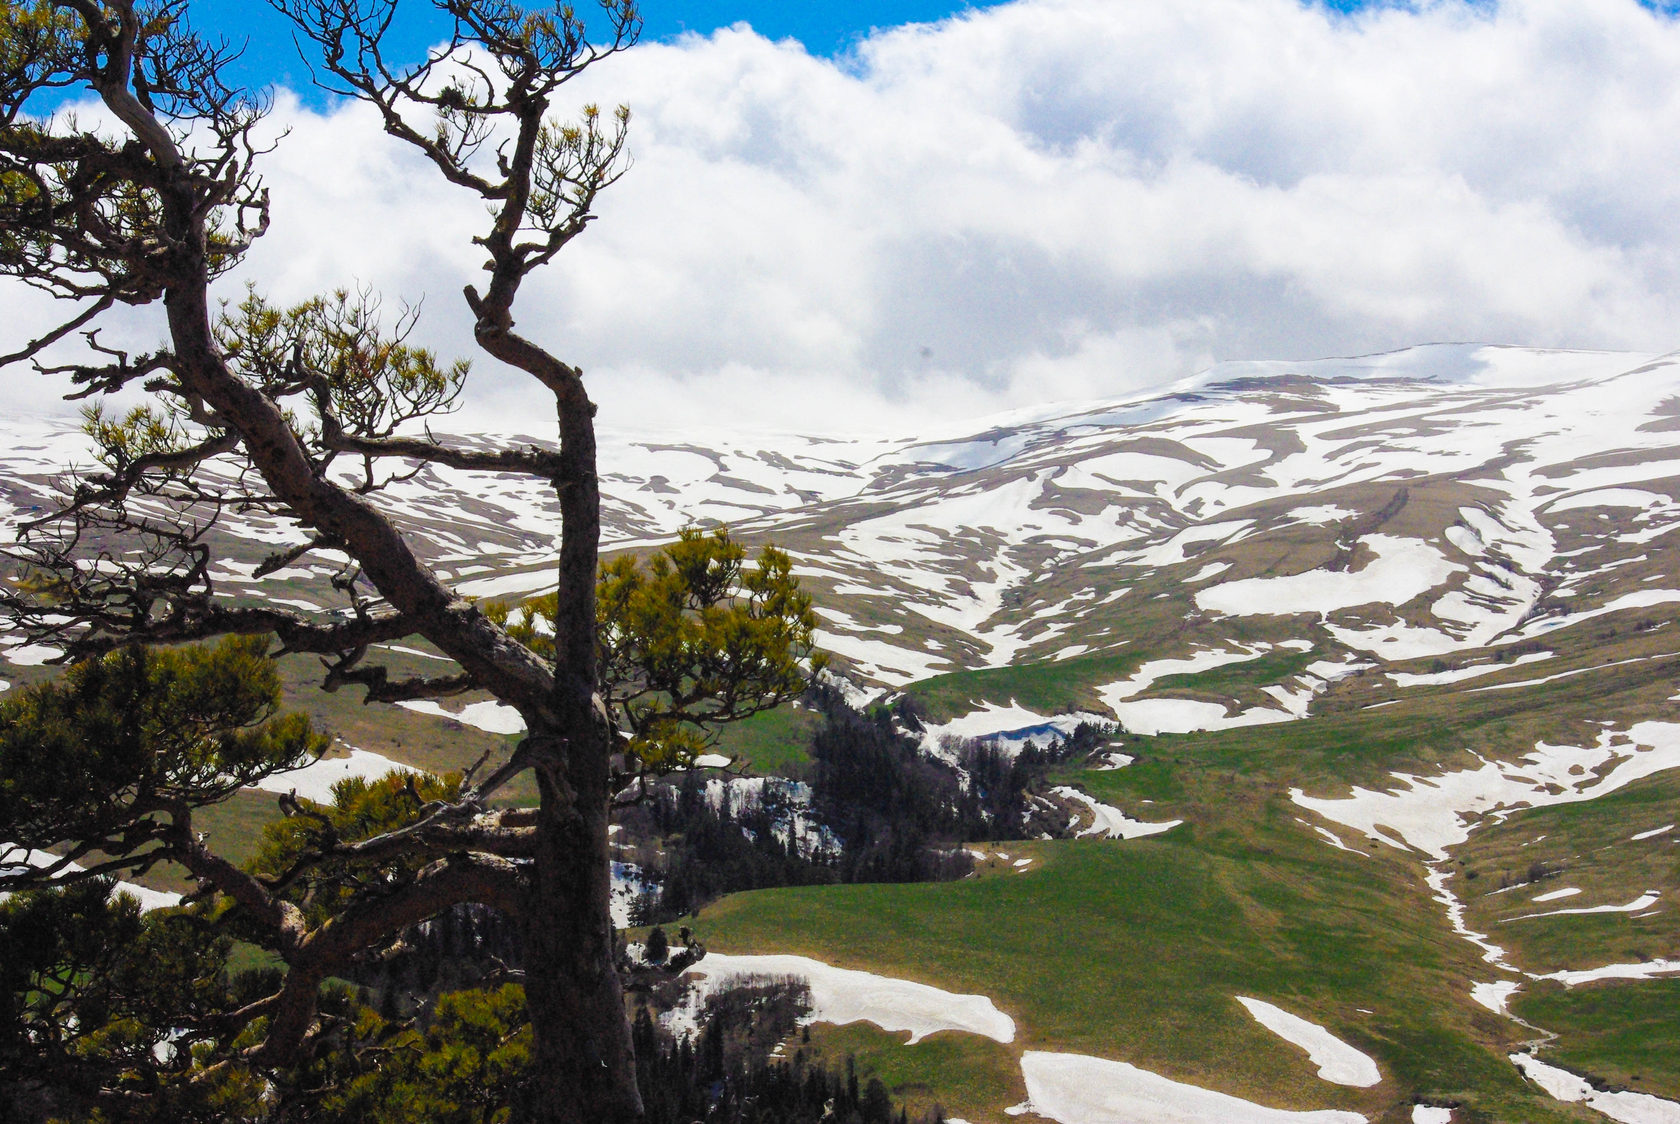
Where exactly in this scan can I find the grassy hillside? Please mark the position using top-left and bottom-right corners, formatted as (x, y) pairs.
(692, 812), (1583, 1122)
(680, 629), (1680, 1122)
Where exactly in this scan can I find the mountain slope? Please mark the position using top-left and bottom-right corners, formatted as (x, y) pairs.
(4, 343), (1679, 1122)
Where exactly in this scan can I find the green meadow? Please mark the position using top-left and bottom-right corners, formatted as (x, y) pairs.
(678, 626), (1680, 1121)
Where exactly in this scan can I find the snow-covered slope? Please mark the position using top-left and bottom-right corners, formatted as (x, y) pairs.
(4, 343), (1679, 707)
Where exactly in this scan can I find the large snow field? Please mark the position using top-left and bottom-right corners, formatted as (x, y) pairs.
(1019, 1051), (1367, 1124)
(1235, 998), (1382, 1087)
(1195, 536), (1459, 618)
(674, 952), (1015, 1045)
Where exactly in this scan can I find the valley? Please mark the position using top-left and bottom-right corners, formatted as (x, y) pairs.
(4, 343), (1679, 1122)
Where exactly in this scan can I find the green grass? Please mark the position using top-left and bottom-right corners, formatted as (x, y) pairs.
(682, 645), (1680, 1121)
(692, 807), (1582, 1122)
(1453, 769), (1680, 975)
(277, 652), (513, 780)
(1145, 647), (1318, 698)
(711, 702), (824, 774)
(1514, 978), (1680, 1100)
(802, 1022), (1025, 1122)
(908, 650), (1146, 723)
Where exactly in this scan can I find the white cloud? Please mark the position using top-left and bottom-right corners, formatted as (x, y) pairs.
(7, 0), (1680, 434)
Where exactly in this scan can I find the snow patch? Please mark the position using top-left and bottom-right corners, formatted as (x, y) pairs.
(1535, 959), (1680, 987)
(1053, 787), (1181, 840)
(1512, 1052), (1680, 1124)
(249, 746), (419, 804)
(1288, 505), (1353, 525)
(1019, 1050), (1367, 1124)
(1236, 997), (1382, 1087)
(1196, 536), (1458, 617)
(675, 953), (1015, 1045)
(0, 847), (182, 913)
(1388, 651), (1552, 687)
(397, 699), (527, 735)
(1292, 722), (1680, 860)
(1470, 981), (1521, 1016)
(918, 701), (1107, 759)
(1108, 697), (1295, 736)
(1503, 891), (1659, 921)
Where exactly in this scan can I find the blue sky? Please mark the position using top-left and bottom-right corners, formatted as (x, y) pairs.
(197, 0), (1409, 97)
(202, 1), (1016, 97)
(188, 0), (1677, 105)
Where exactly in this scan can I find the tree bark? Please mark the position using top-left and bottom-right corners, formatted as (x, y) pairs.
(516, 713), (639, 1123)
(508, 343), (641, 1122)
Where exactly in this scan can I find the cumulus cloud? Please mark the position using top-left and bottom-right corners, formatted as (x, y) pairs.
(7, 0), (1680, 433)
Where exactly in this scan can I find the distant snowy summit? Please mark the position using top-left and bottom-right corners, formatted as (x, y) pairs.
(1191, 342), (1668, 393)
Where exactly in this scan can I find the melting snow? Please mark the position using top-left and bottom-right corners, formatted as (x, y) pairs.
(1196, 536), (1458, 617)
(1388, 651), (1552, 687)
(248, 745), (418, 804)
(1, 847), (182, 912)
(674, 952), (1015, 1045)
(1187, 561), (1233, 583)
(1502, 891), (1659, 921)
(1512, 1053), (1680, 1124)
(1470, 981), (1521, 1016)
(1292, 722), (1680, 860)
(1236, 998), (1381, 1087)
(1053, 787), (1180, 840)
(1546, 487), (1672, 513)
(2, 643), (60, 666)
(397, 699), (527, 735)
(1106, 697), (1295, 736)
(1288, 505), (1354, 525)
(917, 702), (1108, 759)
(1468, 654), (1657, 693)
(1535, 958), (1680, 987)
(1019, 1051), (1367, 1124)
(1097, 648), (1259, 711)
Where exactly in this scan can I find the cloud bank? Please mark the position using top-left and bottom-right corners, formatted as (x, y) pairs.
(9, 0), (1680, 433)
